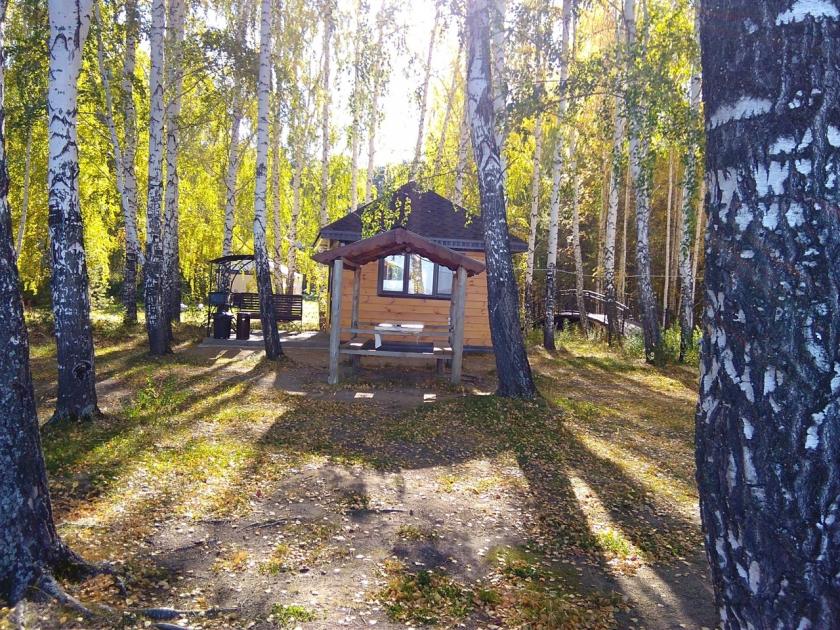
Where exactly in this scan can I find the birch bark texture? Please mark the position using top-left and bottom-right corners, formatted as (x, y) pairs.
(604, 23), (625, 343)
(542, 0), (574, 350)
(3, 0), (100, 605)
(624, 0), (661, 362)
(319, 3), (333, 228)
(697, 2), (840, 626)
(144, 0), (170, 355)
(47, 0), (100, 420)
(524, 103), (542, 331)
(121, 0), (140, 323)
(677, 5), (702, 361)
(466, 0), (535, 399)
(164, 0), (186, 325)
(254, 0), (282, 360)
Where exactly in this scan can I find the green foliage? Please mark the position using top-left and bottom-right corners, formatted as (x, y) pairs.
(270, 603), (317, 627)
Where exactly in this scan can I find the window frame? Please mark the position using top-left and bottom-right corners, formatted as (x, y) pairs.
(377, 254), (453, 300)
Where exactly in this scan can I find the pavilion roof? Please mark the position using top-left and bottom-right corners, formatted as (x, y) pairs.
(311, 228), (486, 276)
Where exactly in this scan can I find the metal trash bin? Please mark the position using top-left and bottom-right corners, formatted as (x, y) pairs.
(236, 313), (251, 340)
(212, 312), (233, 339)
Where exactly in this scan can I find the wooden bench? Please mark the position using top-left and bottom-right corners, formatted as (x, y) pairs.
(230, 292), (304, 322)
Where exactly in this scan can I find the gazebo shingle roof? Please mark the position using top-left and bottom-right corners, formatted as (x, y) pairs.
(317, 182), (528, 253)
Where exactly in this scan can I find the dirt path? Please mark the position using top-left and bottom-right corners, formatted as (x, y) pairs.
(14, 333), (718, 629)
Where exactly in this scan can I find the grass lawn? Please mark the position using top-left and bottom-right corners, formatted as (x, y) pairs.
(2, 313), (715, 629)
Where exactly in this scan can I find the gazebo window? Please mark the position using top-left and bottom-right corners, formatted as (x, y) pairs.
(379, 254), (453, 298)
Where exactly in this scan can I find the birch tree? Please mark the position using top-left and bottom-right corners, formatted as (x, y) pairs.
(677, 5), (702, 361)
(2, 5), (112, 605)
(624, 0), (660, 362)
(13, 125), (31, 262)
(144, 0), (170, 355)
(570, 132), (587, 334)
(697, 1), (840, 625)
(409, 1), (441, 179)
(524, 102), (542, 330)
(121, 0), (140, 323)
(466, 0), (535, 399)
(47, 0), (100, 421)
(319, 2), (333, 228)
(603, 18), (625, 343)
(542, 0), (574, 350)
(253, 0), (282, 359)
(164, 0), (186, 325)
(222, 6), (247, 271)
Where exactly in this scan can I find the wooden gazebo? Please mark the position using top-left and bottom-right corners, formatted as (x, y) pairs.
(312, 228), (486, 385)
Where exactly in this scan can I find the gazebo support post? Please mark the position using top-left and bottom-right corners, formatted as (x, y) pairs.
(350, 265), (361, 371)
(450, 265), (467, 384)
(328, 257), (344, 384)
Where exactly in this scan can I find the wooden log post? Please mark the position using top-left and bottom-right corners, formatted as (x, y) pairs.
(350, 265), (361, 371)
(450, 265), (467, 384)
(328, 257), (344, 384)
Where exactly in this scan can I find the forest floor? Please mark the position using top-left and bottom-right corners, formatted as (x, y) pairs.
(2, 312), (717, 630)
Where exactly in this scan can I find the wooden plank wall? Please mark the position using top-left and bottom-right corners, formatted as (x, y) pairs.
(336, 252), (492, 347)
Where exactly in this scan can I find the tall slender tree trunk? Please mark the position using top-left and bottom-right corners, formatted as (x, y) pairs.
(434, 37), (465, 180)
(624, 0), (660, 362)
(453, 100), (470, 205)
(691, 179), (704, 306)
(121, 0), (140, 324)
(617, 168), (631, 304)
(489, 0), (507, 171)
(570, 133), (587, 335)
(662, 150), (674, 327)
(604, 84), (624, 342)
(410, 2), (441, 179)
(1, 1), (88, 602)
(542, 0), (573, 350)
(254, 0), (282, 359)
(319, 5), (333, 228)
(677, 8), (702, 362)
(524, 107), (543, 331)
(365, 92), (378, 203)
(143, 0), (170, 355)
(47, 0), (100, 420)
(466, 0), (535, 399)
(14, 128), (32, 262)
(698, 1), (840, 625)
(164, 0), (185, 326)
(270, 115), (284, 292)
(349, 4), (362, 211)
(222, 10), (246, 274)
(286, 159), (303, 294)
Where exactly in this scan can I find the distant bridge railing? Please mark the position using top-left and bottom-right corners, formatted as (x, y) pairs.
(531, 289), (633, 337)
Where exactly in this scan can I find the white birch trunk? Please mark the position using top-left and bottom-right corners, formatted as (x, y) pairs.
(319, 7), (332, 228)
(570, 132), (587, 334)
(604, 96), (624, 342)
(254, 0), (282, 359)
(222, 11), (246, 266)
(121, 0), (140, 323)
(271, 114), (284, 292)
(624, 0), (660, 361)
(677, 9), (702, 360)
(466, 0), (534, 399)
(47, 0), (100, 420)
(524, 108), (542, 330)
(286, 158), (303, 294)
(662, 150), (674, 327)
(489, 0), (507, 172)
(14, 128), (31, 262)
(542, 0), (573, 350)
(143, 0), (170, 355)
(409, 2), (441, 179)
(164, 0), (185, 326)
